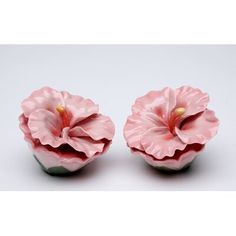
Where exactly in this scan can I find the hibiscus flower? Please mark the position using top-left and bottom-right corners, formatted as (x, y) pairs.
(19, 87), (115, 175)
(124, 86), (219, 171)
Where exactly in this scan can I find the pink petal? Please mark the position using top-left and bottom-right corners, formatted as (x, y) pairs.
(132, 144), (204, 171)
(66, 137), (105, 158)
(175, 109), (219, 145)
(28, 109), (65, 147)
(21, 87), (99, 126)
(29, 145), (97, 172)
(140, 127), (186, 159)
(61, 91), (99, 126)
(69, 114), (115, 141)
(19, 114), (30, 136)
(124, 112), (166, 151)
(19, 114), (35, 146)
(132, 87), (176, 122)
(175, 86), (209, 118)
(21, 87), (63, 117)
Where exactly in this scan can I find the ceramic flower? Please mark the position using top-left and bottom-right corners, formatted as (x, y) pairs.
(19, 87), (115, 175)
(124, 86), (219, 171)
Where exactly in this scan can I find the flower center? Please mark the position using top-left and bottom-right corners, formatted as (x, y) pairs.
(174, 107), (186, 117)
(56, 104), (70, 128)
(169, 107), (186, 134)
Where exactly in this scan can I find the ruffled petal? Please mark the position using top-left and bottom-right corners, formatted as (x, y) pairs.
(30, 145), (97, 172)
(19, 114), (35, 146)
(69, 114), (115, 141)
(175, 109), (219, 145)
(19, 114), (30, 136)
(175, 86), (209, 118)
(124, 112), (166, 150)
(21, 87), (99, 126)
(132, 144), (204, 171)
(21, 87), (63, 117)
(66, 137), (105, 158)
(61, 91), (99, 126)
(140, 127), (187, 159)
(132, 87), (176, 122)
(28, 109), (65, 147)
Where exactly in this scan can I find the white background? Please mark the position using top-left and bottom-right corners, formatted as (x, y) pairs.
(0, 45), (235, 190)
(1, 0), (236, 235)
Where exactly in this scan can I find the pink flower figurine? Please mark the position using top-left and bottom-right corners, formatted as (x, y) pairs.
(19, 87), (115, 175)
(124, 86), (219, 171)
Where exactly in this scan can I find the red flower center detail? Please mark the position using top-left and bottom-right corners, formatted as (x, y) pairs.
(168, 107), (186, 135)
(56, 104), (70, 128)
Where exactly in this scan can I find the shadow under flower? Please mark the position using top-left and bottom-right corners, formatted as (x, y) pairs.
(146, 162), (193, 176)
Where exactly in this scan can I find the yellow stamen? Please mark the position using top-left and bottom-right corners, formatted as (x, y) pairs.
(56, 104), (65, 114)
(56, 104), (70, 127)
(175, 107), (186, 116)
